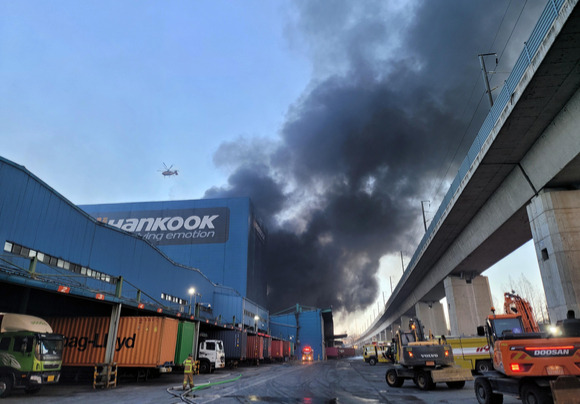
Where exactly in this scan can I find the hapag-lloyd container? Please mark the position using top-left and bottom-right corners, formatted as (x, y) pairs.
(48, 316), (179, 368)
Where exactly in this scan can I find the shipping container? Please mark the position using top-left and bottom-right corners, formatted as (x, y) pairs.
(283, 340), (291, 359)
(338, 347), (355, 358)
(271, 340), (284, 360)
(326, 347), (338, 359)
(175, 321), (196, 366)
(246, 335), (264, 361)
(208, 328), (247, 365)
(262, 335), (271, 361)
(48, 316), (178, 369)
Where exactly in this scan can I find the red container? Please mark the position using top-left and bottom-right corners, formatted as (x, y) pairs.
(271, 340), (284, 359)
(49, 316), (178, 368)
(338, 347), (355, 358)
(326, 347), (338, 358)
(246, 335), (264, 360)
(282, 340), (291, 358)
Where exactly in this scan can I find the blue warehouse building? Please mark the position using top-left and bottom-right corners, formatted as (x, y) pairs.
(79, 197), (268, 309)
(0, 155), (335, 364)
(0, 156), (268, 331)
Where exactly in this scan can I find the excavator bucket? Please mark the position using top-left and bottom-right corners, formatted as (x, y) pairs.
(550, 376), (580, 404)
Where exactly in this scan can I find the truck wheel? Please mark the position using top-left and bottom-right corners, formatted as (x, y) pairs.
(474, 377), (503, 404)
(369, 357), (377, 366)
(385, 369), (404, 387)
(199, 360), (210, 374)
(0, 376), (13, 398)
(476, 360), (492, 374)
(415, 371), (435, 391)
(446, 381), (466, 389)
(521, 383), (550, 404)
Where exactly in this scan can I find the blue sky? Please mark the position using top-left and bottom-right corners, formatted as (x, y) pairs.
(1, 0), (547, 336)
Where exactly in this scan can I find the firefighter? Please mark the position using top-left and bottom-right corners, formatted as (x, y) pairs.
(183, 353), (195, 390)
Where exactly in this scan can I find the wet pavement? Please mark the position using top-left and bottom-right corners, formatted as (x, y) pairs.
(1, 358), (522, 403)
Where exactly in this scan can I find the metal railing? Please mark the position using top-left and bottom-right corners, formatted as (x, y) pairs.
(404, 0), (567, 279)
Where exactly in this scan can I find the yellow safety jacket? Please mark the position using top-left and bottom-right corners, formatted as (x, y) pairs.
(184, 358), (194, 374)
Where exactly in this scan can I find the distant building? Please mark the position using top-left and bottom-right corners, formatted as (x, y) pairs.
(80, 197), (267, 308)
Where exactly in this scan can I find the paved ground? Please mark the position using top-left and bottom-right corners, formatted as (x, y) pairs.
(2, 358), (522, 403)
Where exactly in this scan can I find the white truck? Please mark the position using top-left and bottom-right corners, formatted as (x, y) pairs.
(197, 339), (225, 374)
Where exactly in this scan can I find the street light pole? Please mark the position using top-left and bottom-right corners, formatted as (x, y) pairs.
(188, 287), (195, 315)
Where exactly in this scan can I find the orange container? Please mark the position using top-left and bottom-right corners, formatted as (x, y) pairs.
(246, 335), (264, 360)
(48, 316), (178, 367)
(271, 340), (283, 359)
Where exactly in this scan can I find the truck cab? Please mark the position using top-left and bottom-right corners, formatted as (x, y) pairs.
(198, 339), (225, 374)
(0, 313), (64, 398)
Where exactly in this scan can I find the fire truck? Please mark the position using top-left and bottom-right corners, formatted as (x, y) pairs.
(474, 292), (580, 404)
(301, 345), (313, 361)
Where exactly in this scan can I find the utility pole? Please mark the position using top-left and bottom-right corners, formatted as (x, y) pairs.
(400, 251), (405, 274)
(479, 53), (497, 108)
(421, 200), (430, 232)
(390, 276), (393, 293)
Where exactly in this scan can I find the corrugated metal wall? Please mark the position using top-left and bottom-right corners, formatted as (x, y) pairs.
(0, 157), (267, 330)
(297, 310), (325, 361)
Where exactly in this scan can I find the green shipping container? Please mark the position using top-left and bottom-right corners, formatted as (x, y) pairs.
(175, 321), (196, 365)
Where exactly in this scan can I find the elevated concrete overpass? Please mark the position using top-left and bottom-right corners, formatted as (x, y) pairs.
(361, 0), (580, 342)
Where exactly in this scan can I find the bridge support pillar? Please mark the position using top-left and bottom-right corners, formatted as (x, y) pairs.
(385, 329), (393, 342)
(415, 301), (447, 336)
(527, 189), (580, 322)
(444, 275), (493, 336)
(400, 315), (411, 333)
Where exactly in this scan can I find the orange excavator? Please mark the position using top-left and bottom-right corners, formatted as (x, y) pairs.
(474, 292), (580, 404)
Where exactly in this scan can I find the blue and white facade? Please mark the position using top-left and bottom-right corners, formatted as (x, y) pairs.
(0, 156), (268, 329)
(80, 197), (268, 308)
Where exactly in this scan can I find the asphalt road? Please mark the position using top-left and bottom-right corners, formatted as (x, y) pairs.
(2, 358), (522, 403)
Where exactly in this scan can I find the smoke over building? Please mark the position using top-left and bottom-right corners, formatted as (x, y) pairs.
(204, 0), (546, 314)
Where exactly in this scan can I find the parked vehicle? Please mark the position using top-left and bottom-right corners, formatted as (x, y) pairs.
(444, 336), (491, 373)
(363, 342), (392, 365)
(474, 292), (580, 404)
(385, 317), (472, 390)
(0, 313), (64, 398)
(198, 339), (225, 373)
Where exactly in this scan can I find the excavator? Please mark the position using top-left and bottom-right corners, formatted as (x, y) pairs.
(385, 317), (473, 390)
(474, 292), (580, 404)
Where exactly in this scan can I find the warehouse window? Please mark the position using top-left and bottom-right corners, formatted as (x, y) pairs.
(4, 241), (115, 285)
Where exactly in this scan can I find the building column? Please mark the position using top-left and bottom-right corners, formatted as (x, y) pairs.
(444, 275), (493, 336)
(527, 189), (580, 322)
(415, 301), (448, 336)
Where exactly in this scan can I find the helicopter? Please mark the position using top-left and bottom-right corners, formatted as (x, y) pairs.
(159, 163), (178, 177)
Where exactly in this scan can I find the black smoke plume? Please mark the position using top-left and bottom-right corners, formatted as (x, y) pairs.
(204, 0), (545, 314)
